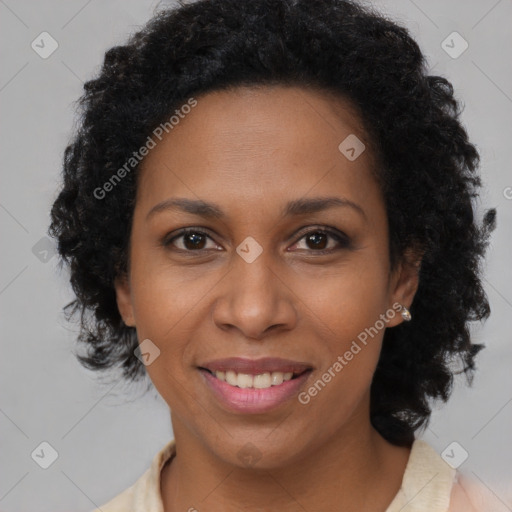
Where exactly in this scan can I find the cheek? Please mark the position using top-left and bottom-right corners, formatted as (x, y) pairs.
(292, 250), (391, 411)
(295, 249), (391, 346)
(129, 249), (218, 340)
(127, 256), (216, 390)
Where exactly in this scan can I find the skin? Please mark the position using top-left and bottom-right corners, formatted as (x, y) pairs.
(115, 85), (422, 511)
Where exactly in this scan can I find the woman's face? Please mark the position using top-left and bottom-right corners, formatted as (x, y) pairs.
(115, 85), (418, 468)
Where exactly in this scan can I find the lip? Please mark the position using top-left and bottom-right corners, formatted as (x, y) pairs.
(199, 367), (313, 414)
(198, 357), (313, 375)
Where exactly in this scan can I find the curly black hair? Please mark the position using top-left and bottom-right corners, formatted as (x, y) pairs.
(48, 0), (496, 446)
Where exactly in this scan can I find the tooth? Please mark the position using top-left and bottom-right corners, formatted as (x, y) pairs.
(213, 370), (296, 388)
(270, 372), (284, 386)
(225, 370), (238, 386)
(237, 373), (254, 388)
(253, 373), (272, 389)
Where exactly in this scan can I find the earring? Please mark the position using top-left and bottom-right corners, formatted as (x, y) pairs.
(400, 305), (412, 322)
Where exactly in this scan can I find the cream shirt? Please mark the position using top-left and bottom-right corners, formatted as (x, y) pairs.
(92, 438), (491, 511)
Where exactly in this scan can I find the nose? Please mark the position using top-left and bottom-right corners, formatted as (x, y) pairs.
(211, 249), (298, 340)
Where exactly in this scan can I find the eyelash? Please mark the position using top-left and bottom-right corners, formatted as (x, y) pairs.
(162, 226), (351, 255)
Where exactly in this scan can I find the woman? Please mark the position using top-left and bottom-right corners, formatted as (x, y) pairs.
(48, 0), (497, 510)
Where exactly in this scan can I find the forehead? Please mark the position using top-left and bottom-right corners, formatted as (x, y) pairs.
(136, 85), (380, 218)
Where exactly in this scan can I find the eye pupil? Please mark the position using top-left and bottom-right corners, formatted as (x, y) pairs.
(307, 232), (328, 250)
(184, 232), (206, 250)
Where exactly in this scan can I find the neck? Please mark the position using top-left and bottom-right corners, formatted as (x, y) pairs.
(161, 409), (411, 511)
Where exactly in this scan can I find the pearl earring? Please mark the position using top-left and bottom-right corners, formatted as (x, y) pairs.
(400, 305), (412, 322)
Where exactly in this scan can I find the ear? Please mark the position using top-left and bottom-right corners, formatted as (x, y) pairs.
(386, 246), (423, 328)
(114, 274), (136, 327)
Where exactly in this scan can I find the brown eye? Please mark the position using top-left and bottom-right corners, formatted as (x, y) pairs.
(163, 226), (350, 255)
(291, 228), (350, 254)
(305, 232), (328, 250)
(164, 229), (219, 252)
(183, 232), (207, 250)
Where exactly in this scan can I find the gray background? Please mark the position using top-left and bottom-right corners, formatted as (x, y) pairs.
(0, 0), (511, 510)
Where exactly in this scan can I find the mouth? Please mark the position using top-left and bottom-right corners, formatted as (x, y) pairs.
(198, 367), (311, 389)
(197, 357), (313, 414)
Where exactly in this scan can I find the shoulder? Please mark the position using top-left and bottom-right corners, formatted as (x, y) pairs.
(386, 438), (503, 512)
(89, 439), (176, 512)
(388, 439), (456, 511)
(448, 474), (480, 512)
(448, 471), (507, 512)
(91, 484), (136, 512)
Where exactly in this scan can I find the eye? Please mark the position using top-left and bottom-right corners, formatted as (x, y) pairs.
(163, 226), (350, 255)
(163, 228), (221, 252)
(290, 227), (351, 254)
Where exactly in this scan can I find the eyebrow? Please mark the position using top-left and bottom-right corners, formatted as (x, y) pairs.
(146, 196), (366, 221)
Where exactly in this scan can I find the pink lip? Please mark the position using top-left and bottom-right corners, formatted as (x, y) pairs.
(199, 368), (312, 414)
(198, 357), (313, 375)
